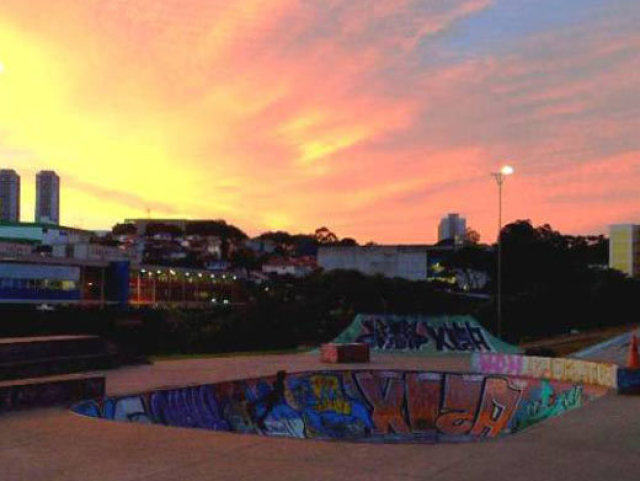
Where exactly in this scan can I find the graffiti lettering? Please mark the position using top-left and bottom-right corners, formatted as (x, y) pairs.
(406, 373), (441, 433)
(356, 318), (495, 353)
(476, 354), (525, 376)
(470, 377), (522, 437)
(471, 353), (618, 389)
(357, 319), (429, 350)
(310, 375), (351, 415)
(355, 372), (410, 434)
(436, 374), (484, 435)
(513, 381), (583, 431)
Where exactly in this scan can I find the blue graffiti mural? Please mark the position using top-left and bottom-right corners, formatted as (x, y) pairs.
(287, 373), (373, 439)
(149, 386), (229, 431)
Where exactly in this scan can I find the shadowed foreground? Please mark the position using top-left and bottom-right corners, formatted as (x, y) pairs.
(1, 354), (639, 481)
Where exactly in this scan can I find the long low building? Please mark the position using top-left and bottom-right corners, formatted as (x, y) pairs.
(317, 245), (429, 281)
(0, 238), (37, 257)
(0, 257), (238, 308)
(0, 221), (238, 307)
(0, 221), (94, 245)
(0, 256), (125, 305)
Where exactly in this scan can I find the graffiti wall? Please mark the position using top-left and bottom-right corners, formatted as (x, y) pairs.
(471, 354), (618, 389)
(72, 370), (605, 443)
(329, 315), (522, 354)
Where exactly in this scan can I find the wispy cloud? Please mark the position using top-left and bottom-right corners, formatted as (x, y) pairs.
(0, 0), (637, 241)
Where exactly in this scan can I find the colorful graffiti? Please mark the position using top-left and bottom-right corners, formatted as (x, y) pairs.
(329, 315), (522, 354)
(72, 370), (605, 443)
(471, 353), (619, 389)
(511, 381), (583, 431)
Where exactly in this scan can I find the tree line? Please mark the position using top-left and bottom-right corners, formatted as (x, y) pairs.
(2, 219), (633, 356)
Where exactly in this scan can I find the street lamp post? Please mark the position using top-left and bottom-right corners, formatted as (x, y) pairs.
(491, 165), (514, 338)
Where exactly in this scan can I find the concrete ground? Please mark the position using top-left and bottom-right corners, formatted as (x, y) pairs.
(1, 353), (639, 481)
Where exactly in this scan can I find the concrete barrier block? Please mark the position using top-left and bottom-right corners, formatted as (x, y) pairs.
(617, 368), (640, 395)
(321, 343), (370, 363)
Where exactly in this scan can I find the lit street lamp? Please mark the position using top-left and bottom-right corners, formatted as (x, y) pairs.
(491, 165), (514, 338)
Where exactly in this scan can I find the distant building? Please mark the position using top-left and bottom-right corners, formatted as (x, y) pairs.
(0, 221), (93, 247)
(0, 249), (241, 307)
(454, 268), (490, 291)
(609, 224), (640, 277)
(438, 213), (466, 245)
(245, 238), (277, 255)
(51, 243), (137, 263)
(0, 239), (35, 258)
(0, 259), (82, 304)
(206, 260), (231, 272)
(124, 218), (190, 236)
(262, 256), (317, 278)
(0, 169), (20, 222)
(183, 235), (223, 259)
(318, 246), (428, 281)
(35, 170), (60, 224)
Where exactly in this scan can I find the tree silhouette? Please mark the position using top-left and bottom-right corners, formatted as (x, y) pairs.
(314, 226), (339, 244)
(112, 223), (137, 236)
(464, 227), (481, 245)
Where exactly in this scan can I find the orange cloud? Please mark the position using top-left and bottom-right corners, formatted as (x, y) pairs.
(0, 0), (637, 243)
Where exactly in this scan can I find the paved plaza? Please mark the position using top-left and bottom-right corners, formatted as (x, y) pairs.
(1, 353), (639, 481)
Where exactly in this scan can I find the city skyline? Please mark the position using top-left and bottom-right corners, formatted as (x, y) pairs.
(0, 1), (638, 243)
(0, 169), (61, 225)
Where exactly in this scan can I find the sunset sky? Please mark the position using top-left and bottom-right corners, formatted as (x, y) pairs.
(0, 0), (638, 243)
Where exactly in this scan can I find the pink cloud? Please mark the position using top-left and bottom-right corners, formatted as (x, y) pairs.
(0, 0), (637, 242)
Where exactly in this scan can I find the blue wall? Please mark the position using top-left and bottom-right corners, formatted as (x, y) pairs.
(0, 287), (81, 302)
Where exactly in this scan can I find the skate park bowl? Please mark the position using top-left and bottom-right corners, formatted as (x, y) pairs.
(72, 368), (611, 443)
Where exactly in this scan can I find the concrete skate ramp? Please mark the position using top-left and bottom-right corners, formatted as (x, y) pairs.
(329, 314), (521, 354)
(571, 328), (640, 365)
(73, 369), (606, 443)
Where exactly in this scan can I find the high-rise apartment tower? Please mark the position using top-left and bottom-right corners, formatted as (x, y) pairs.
(0, 169), (20, 222)
(438, 213), (466, 245)
(609, 224), (640, 278)
(35, 170), (60, 225)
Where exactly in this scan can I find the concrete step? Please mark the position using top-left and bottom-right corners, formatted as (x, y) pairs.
(0, 335), (117, 380)
(0, 373), (105, 413)
(0, 353), (115, 381)
(0, 335), (108, 363)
